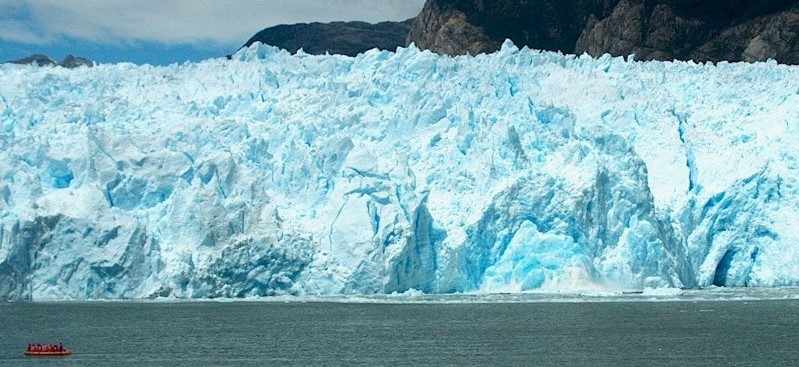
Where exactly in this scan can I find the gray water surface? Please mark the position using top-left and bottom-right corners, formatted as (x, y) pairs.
(1, 300), (798, 366)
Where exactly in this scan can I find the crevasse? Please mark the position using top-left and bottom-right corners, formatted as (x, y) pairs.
(1, 40), (798, 300)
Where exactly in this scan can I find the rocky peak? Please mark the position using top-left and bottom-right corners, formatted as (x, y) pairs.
(59, 55), (94, 68)
(8, 54), (57, 67)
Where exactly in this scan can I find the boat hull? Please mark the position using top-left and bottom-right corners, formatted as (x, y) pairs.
(25, 350), (71, 356)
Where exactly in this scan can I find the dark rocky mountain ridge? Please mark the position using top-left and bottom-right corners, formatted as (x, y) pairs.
(241, 0), (799, 64)
(7, 54), (93, 68)
(242, 19), (414, 56)
(407, 0), (799, 63)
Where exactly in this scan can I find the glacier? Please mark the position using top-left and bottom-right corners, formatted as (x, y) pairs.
(1, 40), (799, 300)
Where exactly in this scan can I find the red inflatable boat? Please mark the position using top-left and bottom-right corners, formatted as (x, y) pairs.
(25, 345), (71, 356)
(25, 350), (71, 356)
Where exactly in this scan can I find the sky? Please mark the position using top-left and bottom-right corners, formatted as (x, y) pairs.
(0, 0), (426, 65)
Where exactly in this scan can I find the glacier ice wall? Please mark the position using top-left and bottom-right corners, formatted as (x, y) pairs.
(2, 40), (799, 300)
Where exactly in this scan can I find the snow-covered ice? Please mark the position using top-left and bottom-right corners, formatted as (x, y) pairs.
(2, 40), (799, 300)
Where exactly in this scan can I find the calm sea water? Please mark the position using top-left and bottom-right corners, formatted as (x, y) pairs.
(1, 298), (798, 366)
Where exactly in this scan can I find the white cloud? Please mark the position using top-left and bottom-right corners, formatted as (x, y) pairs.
(0, 0), (425, 46)
(0, 19), (51, 44)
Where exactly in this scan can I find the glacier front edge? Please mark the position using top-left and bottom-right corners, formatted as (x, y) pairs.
(1, 41), (798, 300)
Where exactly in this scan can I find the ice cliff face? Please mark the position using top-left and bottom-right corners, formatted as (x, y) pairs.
(2, 41), (799, 300)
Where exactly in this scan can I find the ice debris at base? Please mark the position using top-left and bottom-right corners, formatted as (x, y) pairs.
(2, 40), (799, 300)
